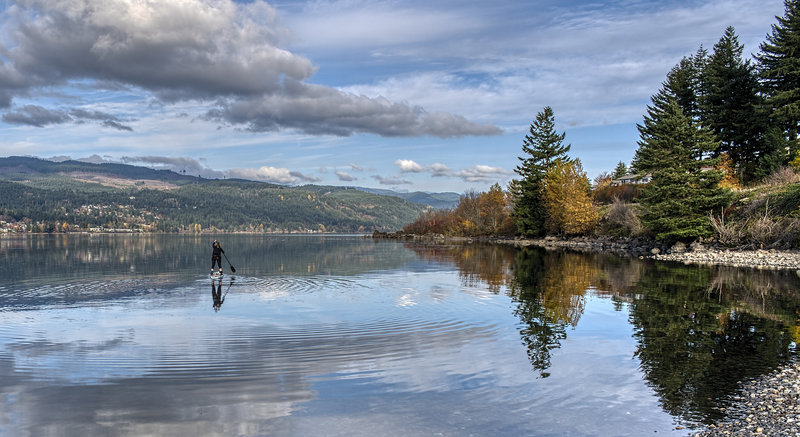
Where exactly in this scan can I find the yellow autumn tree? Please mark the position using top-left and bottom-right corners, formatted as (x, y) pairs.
(716, 152), (741, 190)
(542, 159), (599, 236)
(478, 183), (512, 235)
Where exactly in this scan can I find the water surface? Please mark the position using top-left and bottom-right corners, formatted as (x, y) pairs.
(0, 234), (797, 436)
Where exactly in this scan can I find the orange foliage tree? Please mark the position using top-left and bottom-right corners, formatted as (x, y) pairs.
(403, 183), (514, 236)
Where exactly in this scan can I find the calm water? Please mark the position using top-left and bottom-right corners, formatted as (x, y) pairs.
(0, 234), (798, 436)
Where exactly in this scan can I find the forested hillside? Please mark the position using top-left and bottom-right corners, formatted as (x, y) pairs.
(0, 157), (429, 233)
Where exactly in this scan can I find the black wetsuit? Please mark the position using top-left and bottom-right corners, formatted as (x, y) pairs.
(211, 243), (224, 270)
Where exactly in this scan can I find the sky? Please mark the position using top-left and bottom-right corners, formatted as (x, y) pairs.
(0, 0), (788, 193)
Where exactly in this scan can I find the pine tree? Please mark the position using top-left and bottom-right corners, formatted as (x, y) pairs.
(613, 161), (628, 179)
(757, 0), (800, 154)
(636, 98), (730, 243)
(510, 106), (571, 237)
(702, 27), (766, 183)
(632, 55), (711, 173)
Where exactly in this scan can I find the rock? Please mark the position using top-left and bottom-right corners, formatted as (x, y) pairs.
(670, 242), (687, 253)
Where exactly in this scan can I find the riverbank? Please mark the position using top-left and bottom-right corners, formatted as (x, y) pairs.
(510, 236), (800, 271)
(691, 357), (800, 436)
(374, 232), (800, 271)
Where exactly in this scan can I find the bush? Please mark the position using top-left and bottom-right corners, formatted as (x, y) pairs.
(602, 197), (642, 236)
(764, 167), (800, 186)
(592, 184), (642, 204)
(709, 209), (745, 246)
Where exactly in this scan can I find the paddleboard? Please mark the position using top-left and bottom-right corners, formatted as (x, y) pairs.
(210, 273), (224, 279)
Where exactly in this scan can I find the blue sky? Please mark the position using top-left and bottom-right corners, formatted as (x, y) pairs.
(0, 0), (787, 193)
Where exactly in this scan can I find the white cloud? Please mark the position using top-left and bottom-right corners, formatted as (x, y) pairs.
(226, 166), (297, 184)
(455, 165), (510, 183)
(395, 159), (424, 173)
(428, 162), (452, 177)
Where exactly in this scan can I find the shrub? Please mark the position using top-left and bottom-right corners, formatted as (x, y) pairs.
(764, 167), (800, 186)
(603, 197), (642, 236)
(709, 209), (745, 246)
(592, 184), (642, 204)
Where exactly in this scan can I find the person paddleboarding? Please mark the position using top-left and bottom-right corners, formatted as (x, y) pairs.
(211, 240), (225, 276)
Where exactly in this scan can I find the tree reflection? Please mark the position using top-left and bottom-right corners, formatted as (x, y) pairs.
(629, 263), (795, 424)
(404, 241), (800, 423)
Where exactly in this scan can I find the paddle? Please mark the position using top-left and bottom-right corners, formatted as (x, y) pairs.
(222, 252), (236, 273)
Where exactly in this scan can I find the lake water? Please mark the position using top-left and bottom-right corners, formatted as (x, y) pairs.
(0, 234), (797, 436)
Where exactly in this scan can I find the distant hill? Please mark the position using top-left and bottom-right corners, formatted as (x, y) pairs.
(355, 187), (461, 209)
(0, 156), (429, 233)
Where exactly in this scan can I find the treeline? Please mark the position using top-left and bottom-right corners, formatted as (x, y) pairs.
(403, 3), (800, 247)
(0, 178), (428, 233)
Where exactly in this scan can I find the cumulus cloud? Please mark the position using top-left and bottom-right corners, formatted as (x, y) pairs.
(225, 166), (320, 184)
(120, 156), (214, 175)
(393, 159), (455, 177)
(372, 175), (412, 186)
(395, 159), (424, 173)
(0, 0), (500, 137)
(390, 159), (509, 183)
(205, 81), (501, 137)
(428, 162), (452, 177)
(455, 165), (510, 182)
(336, 171), (357, 182)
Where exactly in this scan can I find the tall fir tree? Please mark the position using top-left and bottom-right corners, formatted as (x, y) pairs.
(701, 26), (766, 183)
(510, 106), (571, 237)
(757, 0), (800, 159)
(635, 98), (730, 243)
(632, 54), (711, 173)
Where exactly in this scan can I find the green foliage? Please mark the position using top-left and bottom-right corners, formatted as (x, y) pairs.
(612, 161), (628, 179)
(630, 263), (793, 424)
(636, 98), (731, 243)
(0, 165), (427, 233)
(768, 182), (800, 216)
(510, 106), (571, 237)
(701, 26), (766, 183)
(757, 0), (800, 144)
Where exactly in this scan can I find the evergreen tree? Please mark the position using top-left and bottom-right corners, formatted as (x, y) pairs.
(632, 55), (711, 173)
(757, 0), (800, 155)
(702, 27), (766, 183)
(510, 106), (571, 237)
(612, 161), (628, 179)
(636, 98), (730, 243)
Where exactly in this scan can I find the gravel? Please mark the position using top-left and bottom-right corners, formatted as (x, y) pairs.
(652, 248), (800, 271)
(691, 359), (800, 436)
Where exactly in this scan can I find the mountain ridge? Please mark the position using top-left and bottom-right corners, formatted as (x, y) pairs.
(0, 156), (433, 233)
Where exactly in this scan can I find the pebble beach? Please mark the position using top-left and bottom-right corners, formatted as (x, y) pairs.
(691, 359), (800, 436)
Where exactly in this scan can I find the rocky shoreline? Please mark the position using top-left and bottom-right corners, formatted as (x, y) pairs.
(374, 232), (800, 271)
(691, 357), (800, 436)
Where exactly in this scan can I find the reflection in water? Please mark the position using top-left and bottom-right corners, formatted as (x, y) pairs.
(630, 263), (795, 424)
(211, 278), (233, 311)
(1, 235), (799, 433)
(407, 242), (800, 424)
